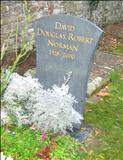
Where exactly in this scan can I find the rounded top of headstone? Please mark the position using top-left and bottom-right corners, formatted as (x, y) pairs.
(32, 14), (103, 33)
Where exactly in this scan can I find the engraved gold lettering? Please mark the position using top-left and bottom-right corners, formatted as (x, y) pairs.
(38, 28), (66, 39)
(68, 33), (94, 43)
(48, 39), (79, 51)
(49, 49), (76, 60)
(37, 28), (94, 45)
(55, 22), (75, 32)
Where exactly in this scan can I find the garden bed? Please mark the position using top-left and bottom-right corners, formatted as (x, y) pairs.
(1, 70), (123, 160)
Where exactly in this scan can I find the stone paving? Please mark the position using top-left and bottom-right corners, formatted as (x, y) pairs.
(87, 50), (123, 96)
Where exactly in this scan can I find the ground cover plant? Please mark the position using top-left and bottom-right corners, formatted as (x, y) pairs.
(1, 72), (82, 133)
(1, 69), (123, 160)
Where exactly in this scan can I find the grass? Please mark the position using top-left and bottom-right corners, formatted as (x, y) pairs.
(1, 70), (123, 160)
(112, 44), (123, 55)
(84, 70), (123, 160)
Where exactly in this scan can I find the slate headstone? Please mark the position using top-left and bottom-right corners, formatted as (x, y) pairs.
(32, 15), (103, 141)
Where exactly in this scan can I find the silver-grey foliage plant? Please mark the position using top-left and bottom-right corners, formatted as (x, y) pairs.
(2, 73), (83, 134)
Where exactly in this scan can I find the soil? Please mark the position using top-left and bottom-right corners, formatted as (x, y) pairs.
(99, 23), (123, 51)
(1, 23), (123, 75)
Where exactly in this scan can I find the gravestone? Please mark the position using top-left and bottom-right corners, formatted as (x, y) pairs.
(32, 15), (103, 141)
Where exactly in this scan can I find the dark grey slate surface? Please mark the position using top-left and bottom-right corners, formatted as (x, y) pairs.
(32, 15), (103, 129)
